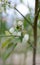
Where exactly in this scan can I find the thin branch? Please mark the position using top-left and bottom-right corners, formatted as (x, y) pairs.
(0, 35), (21, 37)
(28, 41), (36, 49)
(33, 1), (39, 26)
(14, 7), (33, 28)
(35, 8), (40, 28)
(33, 0), (39, 65)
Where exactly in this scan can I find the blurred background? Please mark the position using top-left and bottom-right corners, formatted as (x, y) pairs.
(0, 0), (40, 65)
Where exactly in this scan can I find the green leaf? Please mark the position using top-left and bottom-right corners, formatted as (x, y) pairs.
(6, 42), (13, 49)
(2, 43), (17, 60)
(23, 21), (28, 29)
(2, 46), (13, 60)
(2, 38), (13, 48)
(13, 37), (21, 43)
(19, 32), (23, 42)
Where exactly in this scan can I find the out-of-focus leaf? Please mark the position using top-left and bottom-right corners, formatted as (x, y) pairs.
(6, 42), (13, 49)
(2, 43), (17, 60)
(19, 32), (23, 42)
(13, 37), (21, 43)
(5, 31), (10, 35)
(2, 36), (21, 48)
(2, 38), (13, 48)
(2, 46), (13, 60)
(23, 19), (28, 29)
(0, 17), (7, 35)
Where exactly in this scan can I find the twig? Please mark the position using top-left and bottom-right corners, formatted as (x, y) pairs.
(14, 7), (33, 28)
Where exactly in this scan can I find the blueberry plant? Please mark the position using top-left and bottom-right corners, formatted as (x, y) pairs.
(0, 0), (40, 65)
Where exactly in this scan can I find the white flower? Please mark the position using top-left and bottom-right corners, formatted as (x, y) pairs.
(18, 21), (23, 26)
(9, 27), (14, 33)
(13, 31), (21, 36)
(22, 34), (29, 43)
(9, 27), (21, 36)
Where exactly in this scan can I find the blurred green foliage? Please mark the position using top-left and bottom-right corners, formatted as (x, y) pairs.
(0, 0), (40, 61)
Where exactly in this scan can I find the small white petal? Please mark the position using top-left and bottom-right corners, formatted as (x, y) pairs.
(9, 27), (14, 33)
(22, 34), (29, 43)
(24, 34), (29, 41)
